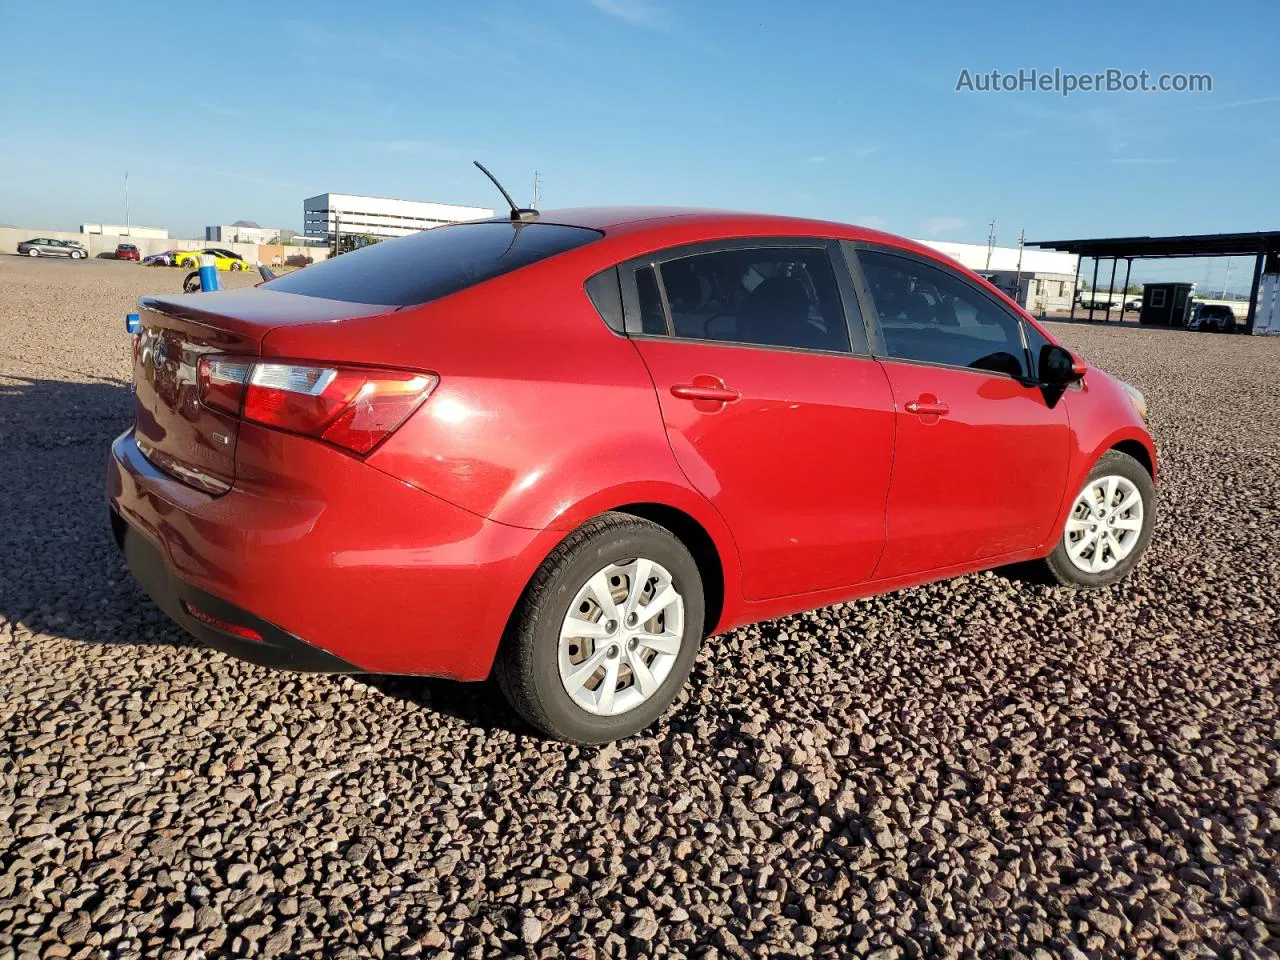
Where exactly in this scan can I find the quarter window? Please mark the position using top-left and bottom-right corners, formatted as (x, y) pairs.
(859, 249), (1028, 379)
(645, 246), (849, 352)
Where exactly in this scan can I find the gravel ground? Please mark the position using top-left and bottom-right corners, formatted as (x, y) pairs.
(1, 255), (1278, 959)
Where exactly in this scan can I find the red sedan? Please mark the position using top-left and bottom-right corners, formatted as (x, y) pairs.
(115, 243), (141, 261)
(108, 207), (1156, 742)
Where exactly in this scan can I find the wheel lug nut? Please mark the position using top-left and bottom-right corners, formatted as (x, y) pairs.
(627, 638), (638, 651)
(607, 645), (619, 659)
(605, 620), (617, 633)
(625, 613), (638, 627)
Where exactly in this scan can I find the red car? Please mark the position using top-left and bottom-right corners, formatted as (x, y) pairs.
(115, 243), (141, 262)
(107, 208), (1156, 742)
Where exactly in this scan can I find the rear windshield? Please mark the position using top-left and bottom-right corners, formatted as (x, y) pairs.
(264, 221), (602, 306)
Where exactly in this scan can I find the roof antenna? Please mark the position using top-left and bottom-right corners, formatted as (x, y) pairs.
(474, 161), (539, 222)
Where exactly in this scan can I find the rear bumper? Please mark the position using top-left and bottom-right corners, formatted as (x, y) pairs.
(110, 508), (357, 672)
(106, 427), (553, 679)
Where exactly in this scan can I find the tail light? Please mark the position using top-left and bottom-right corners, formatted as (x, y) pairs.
(196, 356), (437, 455)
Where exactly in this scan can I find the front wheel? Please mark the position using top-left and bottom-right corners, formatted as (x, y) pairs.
(1040, 450), (1155, 588)
(495, 513), (704, 743)
(70, 250), (84, 259)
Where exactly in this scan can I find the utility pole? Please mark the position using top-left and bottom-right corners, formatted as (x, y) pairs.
(124, 171), (131, 237)
(984, 220), (996, 271)
(531, 171), (543, 208)
(1013, 229), (1026, 308)
(1221, 257), (1232, 299)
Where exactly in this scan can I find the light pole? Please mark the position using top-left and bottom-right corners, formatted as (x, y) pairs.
(124, 171), (131, 237)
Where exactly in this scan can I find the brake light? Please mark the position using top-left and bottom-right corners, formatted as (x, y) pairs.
(196, 356), (437, 455)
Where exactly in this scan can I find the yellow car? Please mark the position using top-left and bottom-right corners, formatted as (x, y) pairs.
(172, 247), (250, 271)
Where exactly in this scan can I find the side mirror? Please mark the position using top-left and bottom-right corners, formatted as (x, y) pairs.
(1039, 344), (1084, 387)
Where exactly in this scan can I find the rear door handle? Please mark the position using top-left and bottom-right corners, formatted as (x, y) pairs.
(671, 383), (741, 403)
(905, 399), (950, 416)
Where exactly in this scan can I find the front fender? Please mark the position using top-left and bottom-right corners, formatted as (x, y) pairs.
(1038, 378), (1157, 556)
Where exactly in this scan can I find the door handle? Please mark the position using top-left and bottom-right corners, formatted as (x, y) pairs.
(905, 399), (950, 416)
(671, 383), (741, 403)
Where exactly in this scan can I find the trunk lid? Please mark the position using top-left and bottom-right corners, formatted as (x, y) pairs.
(131, 288), (394, 495)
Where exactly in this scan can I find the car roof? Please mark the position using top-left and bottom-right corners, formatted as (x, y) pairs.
(493, 206), (1046, 334)
(504, 206), (956, 265)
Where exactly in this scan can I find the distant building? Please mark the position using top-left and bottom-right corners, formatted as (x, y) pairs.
(206, 224), (281, 245)
(916, 239), (1080, 314)
(80, 223), (168, 240)
(303, 193), (494, 243)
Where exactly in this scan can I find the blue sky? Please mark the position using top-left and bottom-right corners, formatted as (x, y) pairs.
(1, 0), (1277, 289)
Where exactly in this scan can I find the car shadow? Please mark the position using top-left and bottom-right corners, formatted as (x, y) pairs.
(356, 674), (530, 737)
(0, 373), (533, 734)
(0, 374), (162, 639)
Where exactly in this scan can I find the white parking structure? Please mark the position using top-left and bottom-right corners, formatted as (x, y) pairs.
(303, 193), (494, 243)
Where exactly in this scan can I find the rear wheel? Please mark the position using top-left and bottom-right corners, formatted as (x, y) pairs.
(495, 513), (704, 743)
(27, 248), (39, 257)
(1041, 450), (1155, 588)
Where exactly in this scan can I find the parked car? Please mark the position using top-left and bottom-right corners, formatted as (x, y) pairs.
(143, 250), (180, 266)
(1123, 297), (1142, 312)
(115, 243), (140, 262)
(1189, 303), (1237, 333)
(172, 247), (248, 271)
(18, 237), (87, 259)
(108, 208), (1157, 743)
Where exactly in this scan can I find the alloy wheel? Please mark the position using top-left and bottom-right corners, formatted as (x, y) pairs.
(1063, 474), (1144, 574)
(558, 558), (684, 717)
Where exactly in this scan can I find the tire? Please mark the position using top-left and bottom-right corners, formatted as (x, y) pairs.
(183, 271), (202, 293)
(70, 250), (84, 259)
(27, 248), (39, 257)
(494, 512), (704, 743)
(1040, 450), (1155, 588)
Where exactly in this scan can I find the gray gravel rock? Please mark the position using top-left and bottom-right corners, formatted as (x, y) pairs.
(1, 258), (1279, 958)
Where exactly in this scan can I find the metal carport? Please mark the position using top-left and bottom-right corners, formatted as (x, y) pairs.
(1030, 231), (1280, 333)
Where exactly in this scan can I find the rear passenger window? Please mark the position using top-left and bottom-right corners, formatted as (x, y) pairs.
(859, 249), (1028, 379)
(650, 246), (849, 352)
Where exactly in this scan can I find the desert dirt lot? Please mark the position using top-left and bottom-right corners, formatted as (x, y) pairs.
(1, 255), (1278, 959)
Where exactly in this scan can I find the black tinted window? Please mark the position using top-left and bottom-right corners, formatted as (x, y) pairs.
(859, 250), (1027, 378)
(635, 266), (669, 335)
(266, 222), (602, 306)
(584, 268), (624, 333)
(655, 246), (849, 352)
(1021, 320), (1051, 378)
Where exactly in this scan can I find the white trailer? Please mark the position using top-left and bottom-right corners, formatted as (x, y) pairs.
(1253, 274), (1280, 334)
(1077, 290), (1140, 311)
